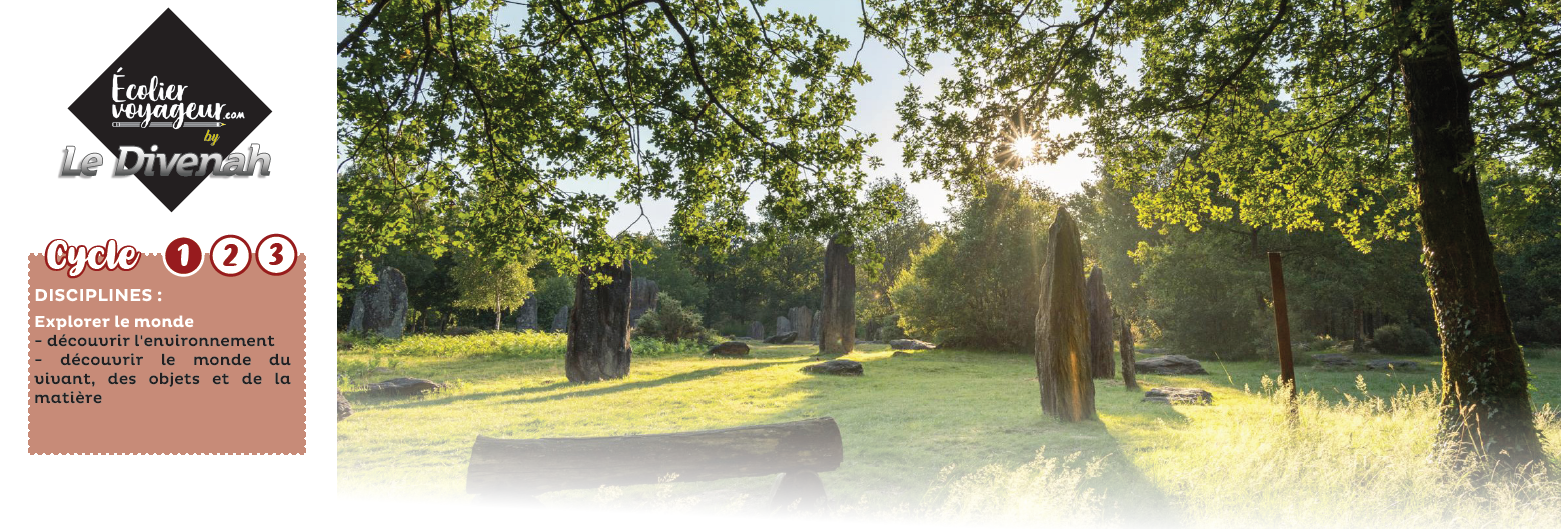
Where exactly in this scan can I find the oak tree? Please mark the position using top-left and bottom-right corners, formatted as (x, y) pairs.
(868, 0), (1557, 466)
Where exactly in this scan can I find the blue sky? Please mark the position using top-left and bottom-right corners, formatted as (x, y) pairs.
(338, 3), (1099, 231)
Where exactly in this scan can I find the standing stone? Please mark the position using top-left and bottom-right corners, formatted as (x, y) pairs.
(1034, 209), (1097, 422)
(1120, 317), (1139, 391)
(628, 277), (660, 326)
(1085, 267), (1114, 379)
(813, 310), (823, 342)
(748, 321), (765, 340)
(552, 305), (571, 332)
(788, 307), (813, 342)
(348, 267), (409, 339)
(777, 315), (793, 335)
(514, 293), (539, 332)
(819, 238), (856, 356)
(565, 262), (633, 382)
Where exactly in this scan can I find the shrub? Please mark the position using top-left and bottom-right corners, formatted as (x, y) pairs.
(1513, 306), (1561, 346)
(889, 176), (1054, 350)
(1136, 235), (1273, 361)
(1371, 324), (1438, 356)
(1305, 336), (1337, 352)
(635, 293), (714, 344)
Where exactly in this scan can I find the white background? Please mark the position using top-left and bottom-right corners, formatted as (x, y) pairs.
(0, 1), (338, 523)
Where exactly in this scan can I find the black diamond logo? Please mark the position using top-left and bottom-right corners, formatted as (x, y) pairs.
(69, 9), (271, 211)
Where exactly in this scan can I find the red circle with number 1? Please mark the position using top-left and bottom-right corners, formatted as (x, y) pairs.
(164, 237), (202, 277)
(256, 234), (298, 276)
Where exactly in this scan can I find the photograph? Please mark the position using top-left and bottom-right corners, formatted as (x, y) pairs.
(5, 1), (1560, 528)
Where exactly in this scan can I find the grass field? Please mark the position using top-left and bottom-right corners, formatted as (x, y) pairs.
(337, 332), (1561, 527)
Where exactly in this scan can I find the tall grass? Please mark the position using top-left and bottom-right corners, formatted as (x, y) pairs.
(922, 376), (1561, 528)
(921, 450), (1107, 525)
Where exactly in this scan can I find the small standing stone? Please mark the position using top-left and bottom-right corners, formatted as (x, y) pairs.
(552, 305), (570, 332)
(748, 321), (765, 340)
(1085, 267), (1114, 380)
(337, 390), (353, 421)
(348, 267), (409, 339)
(628, 277), (660, 326)
(514, 293), (539, 332)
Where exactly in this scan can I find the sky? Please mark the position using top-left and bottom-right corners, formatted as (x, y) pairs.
(337, 2), (1100, 232)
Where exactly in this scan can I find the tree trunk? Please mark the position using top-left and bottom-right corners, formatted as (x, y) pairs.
(1391, 0), (1543, 467)
(1035, 209), (1097, 421)
(1353, 305), (1365, 350)
(820, 238), (856, 357)
(565, 261), (633, 382)
(1119, 316), (1139, 391)
(1085, 267), (1115, 379)
(494, 291), (503, 331)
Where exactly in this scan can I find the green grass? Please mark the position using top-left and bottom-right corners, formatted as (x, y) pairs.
(338, 332), (1561, 526)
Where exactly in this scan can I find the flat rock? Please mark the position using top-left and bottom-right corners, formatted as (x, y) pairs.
(707, 341), (751, 357)
(1134, 354), (1208, 375)
(361, 377), (446, 397)
(891, 351), (912, 358)
(1366, 359), (1422, 371)
(888, 339), (936, 350)
(764, 331), (799, 344)
(802, 359), (863, 376)
(337, 390), (353, 421)
(1312, 353), (1359, 370)
(1143, 387), (1214, 405)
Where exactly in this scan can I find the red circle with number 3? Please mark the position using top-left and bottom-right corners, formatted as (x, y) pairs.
(164, 237), (202, 277)
(256, 234), (298, 276)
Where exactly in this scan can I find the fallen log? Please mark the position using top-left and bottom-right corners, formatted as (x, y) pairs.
(466, 417), (844, 498)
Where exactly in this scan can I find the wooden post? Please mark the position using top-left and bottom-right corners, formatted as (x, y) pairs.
(1268, 252), (1296, 400)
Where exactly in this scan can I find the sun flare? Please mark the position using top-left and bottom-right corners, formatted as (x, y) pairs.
(1008, 134), (1037, 163)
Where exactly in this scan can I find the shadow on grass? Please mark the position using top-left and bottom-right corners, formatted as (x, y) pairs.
(1129, 350), (1445, 406)
(768, 347), (1191, 525)
(367, 356), (818, 410)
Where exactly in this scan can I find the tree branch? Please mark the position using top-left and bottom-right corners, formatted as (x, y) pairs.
(1467, 50), (1557, 91)
(339, 0), (391, 55)
(1164, 0), (1292, 114)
